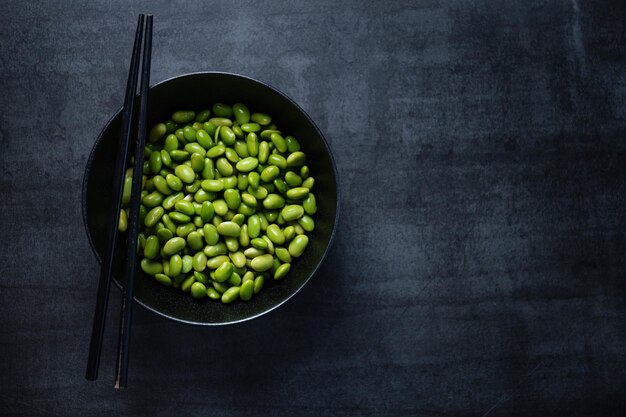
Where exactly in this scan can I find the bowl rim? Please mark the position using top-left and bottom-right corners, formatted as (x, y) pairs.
(81, 71), (340, 325)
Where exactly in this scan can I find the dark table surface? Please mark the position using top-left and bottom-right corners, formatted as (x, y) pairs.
(2, 0), (625, 416)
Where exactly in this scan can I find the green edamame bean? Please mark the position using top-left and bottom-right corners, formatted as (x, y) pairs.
(141, 258), (163, 275)
(258, 141), (269, 164)
(300, 192), (316, 215)
(300, 165), (310, 179)
(155, 273), (172, 287)
(169, 211), (191, 224)
(224, 236), (239, 252)
(149, 151), (162, 174)
(258, 212), (269, 231)
(253, 275), (264, 294)
(262, 235), (275, 254)
(145, 206), (164, 227)
(251, 237), (268, 250)
(161, 214), (177, 233)
(157, 228), (173, 245)
(248, 171), (260, 189)
(118, 209), (128, 232)
(201, 158), (215, 180)
(270, 133), (288, 152)
(267, 154), (286, 169)
(195, 109), (211, 123)
(212, 102), (233, 118)
(204, 242), (227, 257)
(236, 157), (259, 172)
(299, 175), (314, 189)
(237, 173), (249, 190)
(183, 126), (197, 142)
(274, 263), (291, 280)
(221, 175), (238, 189)
(241, 193), (257, 207)
(216, 157), (233, 176)
(169, 150), (190, 162)
(193, 271), (209, 284)
(245, 132), (259, 157)
(242, 123), (261, 133)
(172, 110), (195, 124)
(233, 103), (250, 124)
(266, 224), (286, 245)
(176, 223), (195, 238)
(181, 255), (192, 274)
(200, 201), (215, 223)
(251, 112), (271, 125)
(247, 214), (261, 238)
(227, 272), (241, 286)
(288, 235), (309, 257)
(239, 280), (254, 301)
(286, 187), (309, 199)
(160, 150), (172, 168)
(287, 151), (306, 168)
(192, 251), (207, 272)
(190, 153), (205, 172)
(144, 235), (160, 259)
(225, 147), (240, 164)
(122, 176), (132, 205)
(229, 251), (247, 268)
(200, 179), (223, 193)
(244, 247), (265, 258)
(222, 189), (240, 210)
(250, 254), (274, 272)
(206, 255), (229, 269)
(190, 282), (207, 299)
(273, 178), (287, 195)
(298, 215), (315, 232)
(284, 172), (302, 188)
(260, 166), (279, 182)
(214, 262), (233, 282)
(213, 199), (228, 216)
(164, 134), (178, 152)
(231, 213), (245, 227)
(196, 129), (213, 149)
(169, 254), (182, 277)
(175, 200), (195, 216)
(206, 144), (225, 158)
(219, 126), (236, 145)
(263, 193), (285, 210)
(142, 191), (163, 208)
(221, 286), (240, 304)
(187, 231), (204, 251)
(181, 275), (195, 292)
(174, 165), (195, 184)
(165, 174), (183, 191)
(285, 135), (300, 152)
(207, 287), (221, 300)
(149, 123), (167, 143)
(239, 224), (250, 246)
(283, 225), (296, 242)
(185, 143), (205, 157)
(216, 221), (240, 237)
(162, 192), (184, 210)
(163, 237), (186, 255)
(275, 246), (292, 263)
(281, 205), (304, 221)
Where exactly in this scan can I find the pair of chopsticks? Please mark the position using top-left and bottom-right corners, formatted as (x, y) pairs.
(85, 14), (153, 389)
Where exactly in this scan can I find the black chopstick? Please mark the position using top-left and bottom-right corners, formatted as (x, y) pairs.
(86, 14), (145, 382)
(114, 14), (153, 390)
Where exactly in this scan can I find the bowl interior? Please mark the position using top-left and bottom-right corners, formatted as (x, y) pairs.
(83, 72), (338, 325)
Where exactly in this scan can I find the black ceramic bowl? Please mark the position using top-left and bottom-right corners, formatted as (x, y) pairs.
(82, 72), (339, 325)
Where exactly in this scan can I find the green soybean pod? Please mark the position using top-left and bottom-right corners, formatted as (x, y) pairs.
(285, 135), (300, 152)
(220, 126), (236, 145)
(206, 287), (221, 300)
(141, 258), (163, 275)
(145, 206), (164, 227)
(149, 151), (162, 174)
(253, 275), (265, 294)
(190, 282), (207, 299)
(114, 207), (127, 232)
(149, 123), (167, 143)
(274, 263), (291, 280)
(169, 254), (183, 277)
(258, 141), (269, 164)
(251, 112), (271, 125)
(288, 235), (309, 258)
(216, 157), (234, 176)
(303, 193), (317, 215)
(248, 171), (260, 189)
(144, 235), (160, 259)
(239, 280), (254, 301)
(181, 275), (195, 292)
(183, 126), (197, 142)
(166, 174), (183, 191)
(267, 154), (287, 169)
(172, 110), (195, 124)
(269, 133), (288, 152)
(212, 102), (233, 118)
(233, 103), (250, 124)
(221, 286), (240, 304)
(281, 205), (305, 221)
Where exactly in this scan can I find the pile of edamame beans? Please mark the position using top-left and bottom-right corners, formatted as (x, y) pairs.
(118, 102), (317, 303)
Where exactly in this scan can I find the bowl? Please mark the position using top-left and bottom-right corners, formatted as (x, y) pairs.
(82, 72), (339, 325)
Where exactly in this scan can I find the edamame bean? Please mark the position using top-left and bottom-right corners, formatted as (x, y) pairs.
(175, 200), (195, 216)
(118, 209), (128, 232)
(172, 110), (195, 124)
(149, 151), (162, 174)
(217, 221), (241, 237)
(175, 165), (195, 184)
(268, 154), (286, 169)
(281, 205), (304, 221)
(190, 282), (207, 298)
(258, 141), (269, 164)
(266, 224), (285, 245)
(285, 135), (300, 152)
(207, 287), (221, 300)
(163, 237), (186, 255)
(141, 258), (163, 275)
(270, 133), (287, 152)
(221, 286), (240, 303)
(149, 123), (167, 142)
(144, 235), (160, 259)
(206, 255), (229, 269)
(155, 273), (172, 286)
(286, 187), (309, 199)
(251, 254), (274, 272)
(235, 157), (258, 172)
(261, 165), (280, 182)
(288, 235), (309, 257)
(214, 262), (233, 282)
(274, 263), (290, 280)
(286, 151), (306, 167)
(253, 275), (264, 294)
(213, 103), (233, 118)
(263, 193), (285, 209)
(166, 174), (183, 191)
(192, 251), (207, 271)
(251, 112), (271, 125)
(145, 206), (164, 227)
(233, 103), (250, 124)
(224, 189), (241, 210)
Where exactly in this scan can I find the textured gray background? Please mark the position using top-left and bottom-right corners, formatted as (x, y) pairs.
(1, 0), (625, 416)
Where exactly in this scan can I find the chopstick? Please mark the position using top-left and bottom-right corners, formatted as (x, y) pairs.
(85, 14), (145, 382)
(114, 14), (153, 390)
